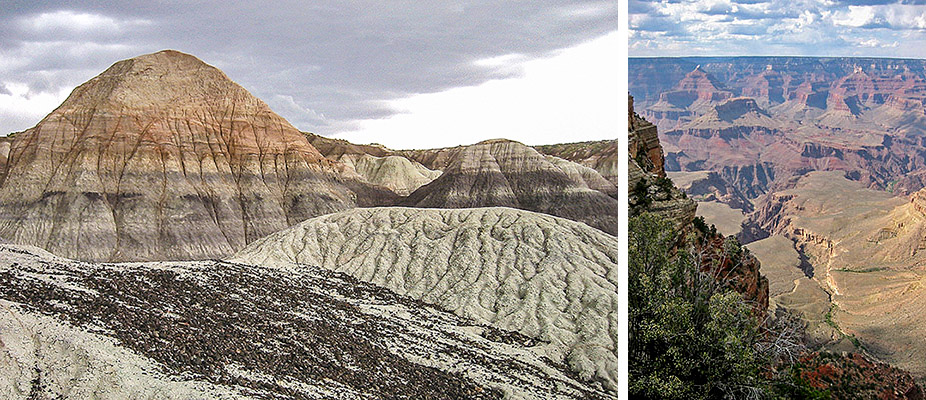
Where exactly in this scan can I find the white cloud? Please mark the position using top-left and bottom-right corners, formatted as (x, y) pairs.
(0, 82), (71, 134)
(337, 31), (619, 149)
(271, 94), (326, 124)
(631, 0), (926, 57)
(19, 10), (150, 34)
(833, 6), (877, 27)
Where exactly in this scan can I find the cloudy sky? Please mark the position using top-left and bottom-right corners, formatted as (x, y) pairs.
(631, 0), (926, 58)
(0, 1), (618, 149)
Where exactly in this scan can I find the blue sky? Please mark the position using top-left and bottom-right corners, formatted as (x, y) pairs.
(631, 0), (926, 58)
(0, 1), (617, 148)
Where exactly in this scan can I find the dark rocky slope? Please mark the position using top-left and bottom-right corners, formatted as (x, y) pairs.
(0, 244), (609, 399)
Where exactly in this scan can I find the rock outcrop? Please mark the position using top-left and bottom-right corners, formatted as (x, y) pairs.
(0, 50), (395, 262)
(629, 95), (768, 312)
(797, 352), (924, 400)
(0, 243), (610, 399)
(401, 139), (620, 236)
(233, 206), (620, 391)
(629, 97), (696, 233)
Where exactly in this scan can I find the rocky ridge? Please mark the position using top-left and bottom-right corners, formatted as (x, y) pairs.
(628, 95), (768, 312)
(629, 97), (696, 233)
(631, 57), (926, 208)
(305, 132), (441, 196)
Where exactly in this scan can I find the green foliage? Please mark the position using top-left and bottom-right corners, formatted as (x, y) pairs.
(634, 146), (650, 169)
(723, 236), (744, 260)
(630, 213), (768, 399)
(655, 176), (675, 193)
(632, 179), (652, 208)
(693, 216), (709, 236)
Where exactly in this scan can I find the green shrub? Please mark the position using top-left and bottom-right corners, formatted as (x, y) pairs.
(630, 213), (767, 399)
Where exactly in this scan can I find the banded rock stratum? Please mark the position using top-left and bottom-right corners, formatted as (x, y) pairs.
(0, 50), (394, 262)
(233, 207), (620, 390)
(401, 139), (620, 236)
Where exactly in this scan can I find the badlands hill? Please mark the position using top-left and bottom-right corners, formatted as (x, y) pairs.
(305, 132), (441, 196)
(305, 135), (621, 236)
(232, 206), (620, 390)
(0, 243), (608, 399)
(401, 139), (620, 236)
(0, 50), (395, 262)
(534, 139), (620, 184)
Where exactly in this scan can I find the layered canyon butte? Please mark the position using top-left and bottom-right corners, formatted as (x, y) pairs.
(631, 56), (926, 383)
(0, 50), (621, 398)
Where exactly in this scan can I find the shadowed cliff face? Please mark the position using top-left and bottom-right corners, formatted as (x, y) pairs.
(0, 50), (396, 262)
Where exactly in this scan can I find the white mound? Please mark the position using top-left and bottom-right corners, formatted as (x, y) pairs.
(234, 207), (620, 389)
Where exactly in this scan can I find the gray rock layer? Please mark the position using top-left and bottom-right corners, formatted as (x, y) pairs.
(233, 207), (620, 390)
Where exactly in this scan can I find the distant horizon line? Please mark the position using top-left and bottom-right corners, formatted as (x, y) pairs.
(629, 55), (926, 61)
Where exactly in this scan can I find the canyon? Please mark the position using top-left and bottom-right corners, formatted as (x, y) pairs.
(634, 56), (926, 387)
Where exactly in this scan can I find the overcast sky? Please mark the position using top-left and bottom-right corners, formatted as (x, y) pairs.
(631, 0), (926, 58)
(0, 1), (618, 149)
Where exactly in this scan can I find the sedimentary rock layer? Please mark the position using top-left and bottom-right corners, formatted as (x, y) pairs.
(233, 206), (620, 391)
(305, 132), (441, 195)
(401, 139), (620, 236)
(0, 50), (394, 262)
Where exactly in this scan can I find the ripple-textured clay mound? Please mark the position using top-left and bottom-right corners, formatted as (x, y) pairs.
(0, 244), (610, 399)
(401, 139), (620, 236)
(233, 207), (620, 391)
(0, 50), (394, 262)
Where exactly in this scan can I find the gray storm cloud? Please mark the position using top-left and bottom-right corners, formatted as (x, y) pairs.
(0, 1), (618, 136)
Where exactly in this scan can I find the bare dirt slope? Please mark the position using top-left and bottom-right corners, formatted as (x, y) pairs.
(233, 206), (620, 390)
(402, 140), (620, 236)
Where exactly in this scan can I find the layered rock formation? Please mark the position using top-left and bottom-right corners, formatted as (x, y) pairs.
(628, 97), (696, 233)
(631, 57), (926, 208)
(644, 66), (734, 129)
(746, 171), (926, 379)
(233, 206), (620, 391)
(401, 139), (620, 236)
(535, 140), (620, 185)
(305, 132), (441, 196)
(0, 50), (395, 262)
(0, 243), (609, 399)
